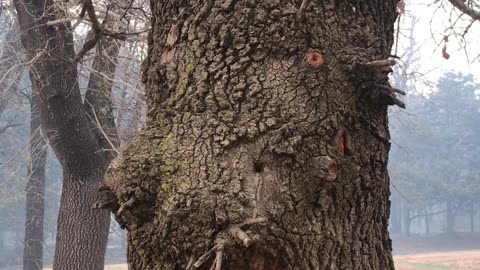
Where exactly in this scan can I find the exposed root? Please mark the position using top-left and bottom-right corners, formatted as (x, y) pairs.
(192, 216), (267, 269)
(186, 254), (195, 270)
(214, 240), (225, 270)
(193, 244), (218, 268)
(117, 196), (136, 215)
(229, 226), (253, 247)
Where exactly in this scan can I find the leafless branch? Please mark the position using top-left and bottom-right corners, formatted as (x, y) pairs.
(447, 0), (480, 21)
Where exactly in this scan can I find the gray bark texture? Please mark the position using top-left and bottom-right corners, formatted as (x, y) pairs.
(13, 1), (122, 269)
(23, 92), (48, 270)
(99, 1), (399, 269)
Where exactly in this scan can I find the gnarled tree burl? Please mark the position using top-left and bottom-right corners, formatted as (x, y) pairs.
(96, 1), (402, 269)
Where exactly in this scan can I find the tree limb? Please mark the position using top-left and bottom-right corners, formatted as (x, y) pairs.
(448, 0), (480, 21)
(0, 123), (22, 135)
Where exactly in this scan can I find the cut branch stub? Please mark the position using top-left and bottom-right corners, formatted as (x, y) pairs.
(360, 59), (396, 74)
(364, 59), (396, 68)
(92, 184), (119, 211)
(326, 162), (338, 182)
(117, 196), (136, 215)
(317, 156), (338, 182)
(305, 50), (324, 69)
(336, 128), (352, 155)
(228, 226), (253, 247)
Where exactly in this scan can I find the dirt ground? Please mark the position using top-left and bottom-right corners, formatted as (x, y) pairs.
(395, 250), (480, 270)
(391, 233), (480, 269)
(44, 251), (480, 270)
(41, 251), (480, 270)
(4, 249), (465, 270)
(15, 234), (480, 270)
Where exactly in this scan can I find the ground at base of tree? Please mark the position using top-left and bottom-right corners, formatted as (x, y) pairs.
(395, 250), (480, 270)
(40, 250), (480, 270)
(5, 250), (479, 270)
(393, 233), (480, 255)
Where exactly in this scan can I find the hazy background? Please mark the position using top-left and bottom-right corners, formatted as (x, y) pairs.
(1, 1), (480, 269)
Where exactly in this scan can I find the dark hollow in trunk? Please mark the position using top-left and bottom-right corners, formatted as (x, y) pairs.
(101, 1), (399, 269)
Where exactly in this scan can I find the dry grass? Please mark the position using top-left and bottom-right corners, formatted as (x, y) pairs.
(395, 250), (480, 270)
(38, 250), (480, 270)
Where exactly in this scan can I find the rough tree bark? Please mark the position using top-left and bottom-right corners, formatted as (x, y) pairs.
(98, 1), (400, 269)
(13, 1), (122, 269)
(23, 91), (48, 270)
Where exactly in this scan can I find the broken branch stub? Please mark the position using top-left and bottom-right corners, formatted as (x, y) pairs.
(364, 59), (396, 68)
(305, 50), (324, 69)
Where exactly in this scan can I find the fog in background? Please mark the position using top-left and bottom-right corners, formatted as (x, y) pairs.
(1, 0), (480, 269)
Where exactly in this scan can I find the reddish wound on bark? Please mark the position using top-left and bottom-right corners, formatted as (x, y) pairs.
(326, 162), (337, 181)
(338, 135), (345, 155)
(305, 50), (323, 68)
(336, 128), (352, 155)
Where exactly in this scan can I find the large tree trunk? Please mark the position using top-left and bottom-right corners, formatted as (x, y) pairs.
(100, 1), (399, 269)
(23, 91), (48, 270)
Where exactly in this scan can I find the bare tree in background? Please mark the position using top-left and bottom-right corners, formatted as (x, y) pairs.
(0, 10), (48, 270)
(23, 89), (48, 270)
(10, 0), (148, 269)
(447, 0), (480, 22)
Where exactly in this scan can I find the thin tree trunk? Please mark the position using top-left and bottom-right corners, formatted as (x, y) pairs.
(403, 201), (411, 236)
(446, 201), (455, 234)
(424, 208), (430, 235)
(23, 91), (48, 270)
(390, 195), (402, 234)
(469, 205), (475, 233)
(98, 1), (400, 269)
